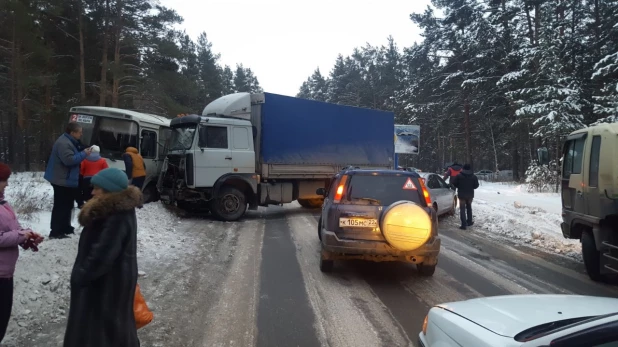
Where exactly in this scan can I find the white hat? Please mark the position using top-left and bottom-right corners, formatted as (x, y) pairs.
(91, 145), (100, 153)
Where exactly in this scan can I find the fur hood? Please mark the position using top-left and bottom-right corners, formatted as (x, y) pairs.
(79, 186), (142, 226)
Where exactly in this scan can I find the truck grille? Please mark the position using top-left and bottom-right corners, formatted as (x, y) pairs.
(160, 155), (184, 189)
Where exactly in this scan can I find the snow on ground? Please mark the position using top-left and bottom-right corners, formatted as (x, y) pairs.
(472, 180), (581, 260)
(2, 172), (186, 345)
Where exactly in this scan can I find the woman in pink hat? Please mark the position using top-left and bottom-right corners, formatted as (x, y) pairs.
(0, 163), (44, 343)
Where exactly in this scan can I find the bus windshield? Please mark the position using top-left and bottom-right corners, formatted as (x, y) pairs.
(69, 113), (138, 159)
(169, 125), (196, 151)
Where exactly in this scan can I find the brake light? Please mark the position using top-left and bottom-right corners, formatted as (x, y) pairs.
(333, 175), (348, 203)
(418, 177), (432, 206)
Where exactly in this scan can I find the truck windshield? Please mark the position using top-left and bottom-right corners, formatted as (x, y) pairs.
(169, 125), (196, 150)
(68, 113), (138, 159)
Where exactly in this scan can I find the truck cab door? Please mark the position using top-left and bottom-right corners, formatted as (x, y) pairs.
(585, 135), (602, 217)
(195, 124), (232, 188)
(231, 126), (256, 174)
(562, 134), (587, 216)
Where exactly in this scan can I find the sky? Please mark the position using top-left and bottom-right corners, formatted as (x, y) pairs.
(158, 0), (431, 97)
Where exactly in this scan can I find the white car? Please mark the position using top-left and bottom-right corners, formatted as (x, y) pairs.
(418, 172), (456, 216)
(419, 295), (618, 347)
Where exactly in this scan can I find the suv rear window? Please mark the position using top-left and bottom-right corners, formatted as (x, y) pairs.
(345, 174), (423, 206)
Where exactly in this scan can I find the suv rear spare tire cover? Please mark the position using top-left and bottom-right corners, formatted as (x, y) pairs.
(380, 200), (432, 252)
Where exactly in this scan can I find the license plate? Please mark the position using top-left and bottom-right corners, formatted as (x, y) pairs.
(339, 218), (378, 228)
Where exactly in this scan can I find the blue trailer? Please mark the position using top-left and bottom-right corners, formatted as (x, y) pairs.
(158, 92), (395, 220)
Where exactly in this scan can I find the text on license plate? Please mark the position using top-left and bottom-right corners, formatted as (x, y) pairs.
(339, 218), (377, 228)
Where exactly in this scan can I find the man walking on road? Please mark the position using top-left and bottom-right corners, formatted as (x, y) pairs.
(44, 122), (92, 239)
(450, 163), (479, 230)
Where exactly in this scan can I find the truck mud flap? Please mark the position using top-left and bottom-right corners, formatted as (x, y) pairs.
(601, 241), (618, 274)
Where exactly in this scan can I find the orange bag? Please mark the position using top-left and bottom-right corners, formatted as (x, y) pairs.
(134, 283), (153, 329)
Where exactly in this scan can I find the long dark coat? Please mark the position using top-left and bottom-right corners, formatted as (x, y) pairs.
(64, 186), (142, 347)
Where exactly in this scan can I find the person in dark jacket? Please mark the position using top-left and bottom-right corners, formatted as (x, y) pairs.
(450, 164), (480, 230)
(64, 168), (141, 347)
(443, 162), (463, 184)
(44, 122), (92, 239)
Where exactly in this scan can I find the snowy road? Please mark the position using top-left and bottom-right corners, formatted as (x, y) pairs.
(9, 203), (618, 347)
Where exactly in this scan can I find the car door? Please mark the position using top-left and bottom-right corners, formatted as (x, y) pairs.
(194, 124), (232, 188)
(426, 174), (443, 213)
(436, 175), (454, 212)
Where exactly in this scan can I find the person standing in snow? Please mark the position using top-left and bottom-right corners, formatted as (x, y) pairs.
(122, 146), (146, 189)
(442, 161), (463, 184)
(450, 163), (480, 230)
(45, 122), (92, 239)
(79, 145), (108, 202)
(0, 163), (44, 343)
(64, 168), (141, 347)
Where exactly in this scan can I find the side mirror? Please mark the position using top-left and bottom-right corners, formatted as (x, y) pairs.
(316, 188), (326, 196)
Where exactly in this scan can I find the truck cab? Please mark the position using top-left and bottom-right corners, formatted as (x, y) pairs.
(560, 123), (618, 281)
(157, 112), (260, 220)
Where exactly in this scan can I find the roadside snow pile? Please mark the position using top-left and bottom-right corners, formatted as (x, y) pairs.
(473, 181), (581, 259)
(3, 172), (184, 344)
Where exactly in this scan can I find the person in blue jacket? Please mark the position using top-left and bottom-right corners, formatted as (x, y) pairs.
(44, 122), (91, 239)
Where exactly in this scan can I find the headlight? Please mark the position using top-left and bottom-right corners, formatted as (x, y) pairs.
(422, 314), (428, 335)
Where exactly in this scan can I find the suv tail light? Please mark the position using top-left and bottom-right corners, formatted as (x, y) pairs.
(333, 175), (349, 203)
(418, 177), (432, 206)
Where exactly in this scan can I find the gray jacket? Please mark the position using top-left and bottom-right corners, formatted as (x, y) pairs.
(44, 133), (87, 187)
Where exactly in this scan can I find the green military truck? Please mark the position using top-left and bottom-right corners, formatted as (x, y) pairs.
(560, 123), (618, 282)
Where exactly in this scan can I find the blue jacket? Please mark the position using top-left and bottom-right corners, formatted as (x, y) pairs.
(44, 134), (87, 187)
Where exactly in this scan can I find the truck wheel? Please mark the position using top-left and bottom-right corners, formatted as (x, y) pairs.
(298, 198), (323, 209)
(417, 263), (436, 276)
(210, 186), (247, 221)
(582, 231), (605, 282)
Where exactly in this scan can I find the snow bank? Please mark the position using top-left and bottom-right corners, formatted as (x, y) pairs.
(2, 172), (184, 344)
(472, 181), (581, 259)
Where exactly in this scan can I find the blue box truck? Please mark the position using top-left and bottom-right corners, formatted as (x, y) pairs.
(158, 92), (394, 221)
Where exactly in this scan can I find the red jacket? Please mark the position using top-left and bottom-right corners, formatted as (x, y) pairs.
(80, 156), (108, 177)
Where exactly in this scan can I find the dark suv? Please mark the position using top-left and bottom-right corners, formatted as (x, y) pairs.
(316, 168), (440, 275)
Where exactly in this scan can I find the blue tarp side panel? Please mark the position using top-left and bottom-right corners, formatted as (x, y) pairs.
(260, 93), (394, 165)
